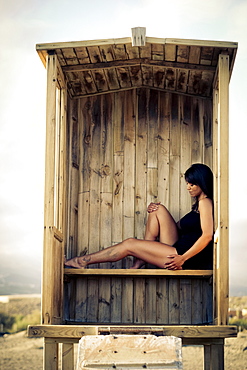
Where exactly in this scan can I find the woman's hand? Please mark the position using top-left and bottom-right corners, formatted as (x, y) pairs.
(164, 254), (185, 270)
(147, 202), (161, 213)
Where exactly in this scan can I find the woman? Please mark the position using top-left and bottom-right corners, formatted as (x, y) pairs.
(65, 163), (214, 270)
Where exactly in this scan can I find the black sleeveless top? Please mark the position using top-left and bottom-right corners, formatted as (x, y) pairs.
(173, 210), (213, 269)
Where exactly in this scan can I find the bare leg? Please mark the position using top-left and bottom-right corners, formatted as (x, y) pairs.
(131, 204), (179, 268)
(64, 238), (177, 269)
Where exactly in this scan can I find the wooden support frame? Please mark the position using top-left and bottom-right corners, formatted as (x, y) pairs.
(43, 52), (58, 325)
(214, 54), (230, 325)
(42, 52), (67, 325)
(29, 324), (236, 370)
(35, 34), (238, 370)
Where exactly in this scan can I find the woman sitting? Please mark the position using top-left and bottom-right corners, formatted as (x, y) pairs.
(65, 163), (214, 270)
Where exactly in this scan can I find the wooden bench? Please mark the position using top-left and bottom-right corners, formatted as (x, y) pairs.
(63, 269), (214, 326)
(29, 267), (237, 369)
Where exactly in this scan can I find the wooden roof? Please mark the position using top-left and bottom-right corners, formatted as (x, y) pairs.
(36, 36), (237, 99)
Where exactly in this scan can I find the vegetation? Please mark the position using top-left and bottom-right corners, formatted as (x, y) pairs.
(229, 318), (247, 331)
(0, 312), (16, 331)
(0, 296), (41, 333)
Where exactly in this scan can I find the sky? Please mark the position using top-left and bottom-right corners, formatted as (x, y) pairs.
(0, 0), (247, 295)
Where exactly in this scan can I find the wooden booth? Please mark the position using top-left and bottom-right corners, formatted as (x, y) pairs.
(28, 28), (238, 369)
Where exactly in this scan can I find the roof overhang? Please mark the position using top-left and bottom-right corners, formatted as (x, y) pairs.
(36, 35), (238, 99)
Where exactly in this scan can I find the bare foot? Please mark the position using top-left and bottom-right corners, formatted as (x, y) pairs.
(130, 258), (145, 269)
(64, 257), (86, 269)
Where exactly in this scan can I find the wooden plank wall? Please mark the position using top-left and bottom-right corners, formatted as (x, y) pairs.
(64, 275), (213, 325)
(63, 88), (213, 325)
(67, 88), (213, 260)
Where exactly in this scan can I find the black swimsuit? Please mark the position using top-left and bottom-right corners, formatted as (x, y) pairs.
(173, 210), (213, 269)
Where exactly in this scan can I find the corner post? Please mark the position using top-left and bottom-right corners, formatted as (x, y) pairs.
(42, 51), (58, 325)
(217, 54), (230, 325)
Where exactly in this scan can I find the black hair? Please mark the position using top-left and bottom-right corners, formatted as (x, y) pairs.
(184, 163), (213, 210)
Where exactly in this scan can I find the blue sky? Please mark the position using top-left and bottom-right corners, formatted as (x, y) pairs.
(0, 0), (247, 295)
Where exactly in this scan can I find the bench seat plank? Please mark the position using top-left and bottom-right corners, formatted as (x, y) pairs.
(64, 268), (213, 277)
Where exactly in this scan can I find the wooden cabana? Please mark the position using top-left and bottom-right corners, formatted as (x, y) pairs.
(28, 28), (238, 369)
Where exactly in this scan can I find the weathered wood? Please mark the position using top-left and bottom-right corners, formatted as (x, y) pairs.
(100, 93), (113, 269)
(134, 277), (146, 324)
(123, 89), (136, 268)
(168, 279), (180, 324)
(64, 269), (213, 276)
(43, 54), (65, 325)
(217, 54), (230, 325)
(169, 94), (180, 220)
(88, 96), (101, 258)
(98, 276), (111, 323)
(180, 279), (192, 324)
(122, 277), (134, 323)
(208, 342), (224, 370)
(28, 325), (237, 339)
(37, 37), (237, 53)
(44, 339), (59, 370)
(147, 89), (158, 205)
(62, 343), (74, 370)
(38, 34), (238, 370)
(156, 278), (169, 324)
(111, 276), (122, 323)
(180, 95), (192, 213)
(135, 88), (147, 239)
(112, 91), (124, 249)
(63, 59), (216, 74)
(157, 92), (170, 206)
(191, 279), (203, 324)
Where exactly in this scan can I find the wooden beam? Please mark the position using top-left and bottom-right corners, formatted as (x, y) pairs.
(28, 324), (237, 339)
(217, 54), (230, 325)
(69, 86), (213, 100)
(36, 37), (132, 51)
(163, 38), (238, 49)
(63, 268), (213, 277)
(62, 59), (216, 73)
(36, 38), (238, 52)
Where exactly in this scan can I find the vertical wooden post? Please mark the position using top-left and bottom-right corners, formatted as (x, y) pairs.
(212, 87), (219, 324)
(204, 341), (224, 370)
(42, 52), (58, 325)
(44, 339), (59, 370)
(58, 87), (67, 233)
(62, 343), (74, 370)
(210, 341), (224, 370)
(217, 54), (230, 325)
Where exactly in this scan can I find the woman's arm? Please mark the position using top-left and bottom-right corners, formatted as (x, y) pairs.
(164, 198), (213, 270)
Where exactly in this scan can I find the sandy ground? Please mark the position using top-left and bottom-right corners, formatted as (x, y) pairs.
(0, 330), (247, 370)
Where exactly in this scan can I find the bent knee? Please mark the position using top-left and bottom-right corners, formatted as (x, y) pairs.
(149, 203), (168, 216)
(122, 238), (137, 252)
(122, 237), (136, 246)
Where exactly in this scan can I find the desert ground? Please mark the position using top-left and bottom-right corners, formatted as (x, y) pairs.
(0, 296), (247, 369)
(0, 330), (247, 369)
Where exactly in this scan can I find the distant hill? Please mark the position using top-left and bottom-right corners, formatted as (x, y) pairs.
(0, 256), (41, 295)
(229, 296), (247, 310)
(0, 295), (41, 316)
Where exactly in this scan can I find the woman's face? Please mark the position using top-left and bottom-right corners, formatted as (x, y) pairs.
(186, 182), (203, 198)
